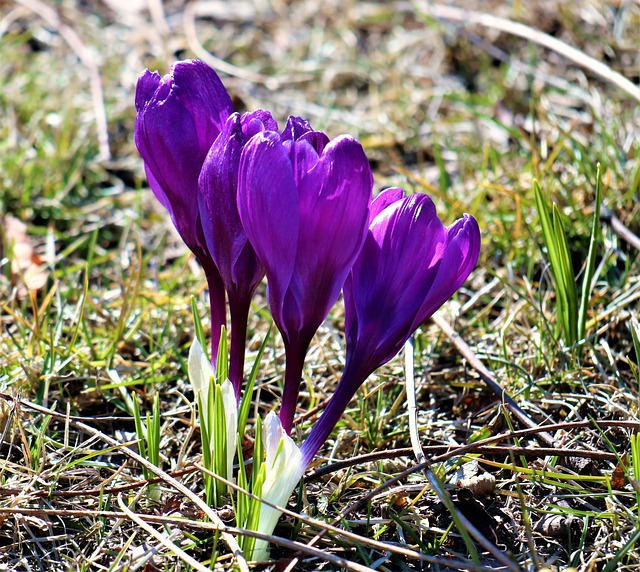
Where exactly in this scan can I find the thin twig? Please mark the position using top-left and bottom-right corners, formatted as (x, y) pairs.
(183, 1), (273, 87)
(0, 466), (199, 498)
(293, 457), (517, 572)
(0, 440), (616, 498)
(414, 1), (640, 102)
(302, 414), (632, 568)
(403, 338), (518, 571)
(197, 463), (492, 571)
(601, 206), (640, 252)
(308, 443), (617, 481)
(5, 395), (248, 571)
(117, 493), (213, 572)
(146, 0), (170, 37)
(0, 504), (372, 571)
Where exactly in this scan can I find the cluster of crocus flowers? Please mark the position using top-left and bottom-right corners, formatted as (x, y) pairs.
(237, 119), (372, 433)
(135, 59), (481, 560)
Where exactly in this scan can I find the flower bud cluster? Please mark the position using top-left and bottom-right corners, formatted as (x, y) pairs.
(135, 59), (481, 559)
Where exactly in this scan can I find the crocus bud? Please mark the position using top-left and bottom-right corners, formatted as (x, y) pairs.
(188, 338), (238, 484)
(301, 189), (481, 465)
(237, 118), (373, 432)
(252, 412), (304, 561)
(135, 60), (234, 359)
(198, 111), (275, 398)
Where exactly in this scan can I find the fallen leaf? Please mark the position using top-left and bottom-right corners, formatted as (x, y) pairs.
(611, 455), (627, 490)
(0, 214), (49, 297)
(389, 492), (411, 509)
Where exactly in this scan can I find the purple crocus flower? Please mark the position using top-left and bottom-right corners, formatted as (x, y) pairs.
(134, 60), (234, 360)
(300, 188), (481, 463)
(237, 117), (373, 433)
(198, 111), (276, 399)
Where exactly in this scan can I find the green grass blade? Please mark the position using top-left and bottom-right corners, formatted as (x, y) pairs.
(198, 389), (214, 505)
(534, 180), (579, 345)
(131, 396), (148, 474)
(238, 323), (272, 438)
(577, 163), (603, 341)
(244, 464), (265, 559)
(551, 203), (578, 344)
(235, 439), (248, 525)
(425, 466), (481, 564)
(148, 392), (161, 467)
(216, 325), (229, 385)
(602, 526), (640, 572)
(251, 415), (264, 488)
(534, 180), (564, 337)
(191, 295), (208, 362)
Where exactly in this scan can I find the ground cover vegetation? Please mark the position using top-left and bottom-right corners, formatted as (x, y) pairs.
(1, 0), (639, 570)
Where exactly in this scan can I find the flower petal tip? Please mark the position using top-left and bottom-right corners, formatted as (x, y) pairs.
(188, 338), (214, 396)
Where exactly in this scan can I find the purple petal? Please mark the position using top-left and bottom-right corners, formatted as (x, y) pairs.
(299, 130), (331, 155)
(242, 109), (279, 137)
(284, 139), (322, 189)
(301, 194), (480, 465)
(237, 132), (300, 326)
(344, 192), (481, 380)
(281, 115), (329, 154)
(199, 114), (245, 277)
(170, 60), (234, 148)
(286, 135), (372, 336)
(135, 69), (162, 112)
(199, 112), (266, 294)
(281, 116), (313, 141)
(410, 214), (481, 331)
(370, 187), (404, 219)
(144, 164), (171, 215)
(136, 95), (204, 250)
(134, 59), (233, 254)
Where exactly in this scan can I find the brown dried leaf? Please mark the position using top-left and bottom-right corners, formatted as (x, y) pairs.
(15, 513), (51, 531)
(388, 492), (411, 509)
(611, 455), (627, 490)
(1, 214), (49, 296)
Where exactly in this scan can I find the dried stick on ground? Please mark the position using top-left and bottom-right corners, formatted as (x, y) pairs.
(431, 312), (557, 447)
(15, 0), (111, 160)
(414, 1), (640, 102)
(2, 395), (249, 571)
(404, 336), (520, 572)
(600, 206), (640, 252)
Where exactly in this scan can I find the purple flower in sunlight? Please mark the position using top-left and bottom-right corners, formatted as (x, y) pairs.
(237, 117), (373, 433)
(134, 59), (234, 358)
(300, 188), (481, 464)
(198, 111), (276, 399)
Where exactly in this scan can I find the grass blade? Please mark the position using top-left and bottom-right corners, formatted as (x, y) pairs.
(191, 295), (208, 361)
(238, 323), (272, 438)
(534, 180), (578, 345)
(577, 163), (603, 341)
